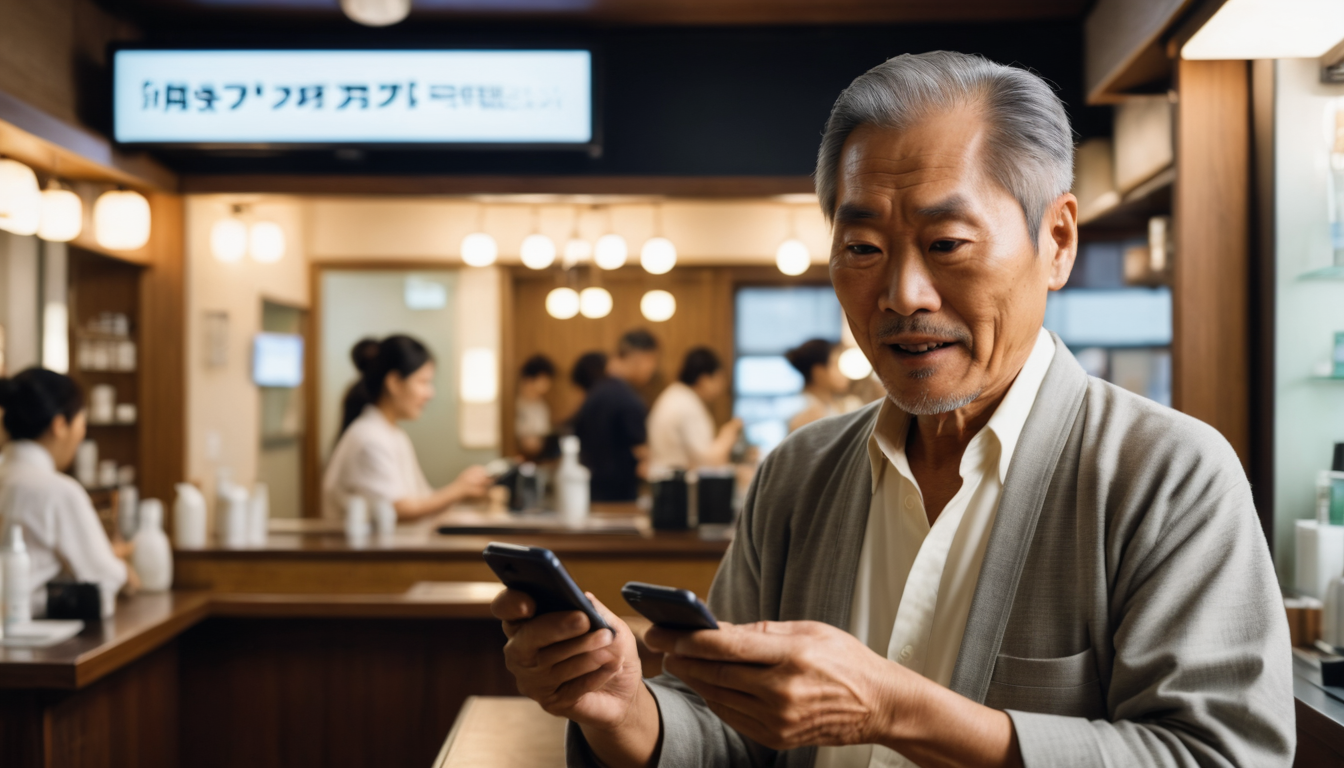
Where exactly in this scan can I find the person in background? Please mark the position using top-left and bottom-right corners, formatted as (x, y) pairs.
(0, 368), (133, 618)
(786, 338), (854, 432)
(569, 351), (609, 394)
(323, 335), (491, 521)
(647, 347), (743, 472)
(339, 338), (381, 437)
(571, 330), (660, 502)
(515, 354), (556, 459)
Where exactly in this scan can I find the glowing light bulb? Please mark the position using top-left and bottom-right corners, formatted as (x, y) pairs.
(461, 232), (498, 267)
(520, 234), (556, 270)
(594, 234), (628, 270)
(640, 289), (676, 322)
(579, 287), (613, 319)
(37, 187), (82, 242)
(775, 238), (811, 276)
(340, 0), (410, 26)
(94, 190), (151, 251)
(0, 159), (41, 237)
(839, 347), (873, 380)
(211, 217), (248, 263)
(545, 287), (580, 319)
(640, 237), (677, 275)
(250, 221), (286, 263)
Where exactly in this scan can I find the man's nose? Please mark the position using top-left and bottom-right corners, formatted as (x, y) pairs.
(878, 248), (941, 316)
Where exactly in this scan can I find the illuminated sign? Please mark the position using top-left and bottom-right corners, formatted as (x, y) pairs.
(112, 49), (593, 146)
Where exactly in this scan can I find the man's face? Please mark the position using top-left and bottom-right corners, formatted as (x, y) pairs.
(626, 351), (659, 387)
(828, 109), (1075, 415)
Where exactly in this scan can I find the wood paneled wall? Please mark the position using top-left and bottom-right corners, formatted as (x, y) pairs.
(501, 265), (830, 457)
(1173, 58), (1251, 467)
(138, 194), (187, 506)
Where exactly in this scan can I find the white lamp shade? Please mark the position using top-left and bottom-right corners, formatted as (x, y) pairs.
(839, 347), (873, 380)
(340, 0), (410, 26)
(775, 238), (811, 276)
(563, 238), (593, 263)
(94, 190), (151, 251)
(640, 237), (677, 275)
(579, 287), (613, 319)
(460, 348), (499, 404)
(594, 233), (628, 270)
(545, 287), (580, 319)
(210, 217), (248, 263)
(38, 188), (82, 242)
(250, 221), (286, 263)
(640, 289), (676, 322)
(461, 232), (498, 267)
(0, 159), (41, 236)
(520, 234), (556, 270)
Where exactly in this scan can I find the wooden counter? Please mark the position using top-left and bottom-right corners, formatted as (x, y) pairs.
(175, 508), (731, 611)
(434, 697), (566, 768)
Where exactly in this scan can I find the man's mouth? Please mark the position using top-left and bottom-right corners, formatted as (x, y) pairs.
(892, 341), (951, 355)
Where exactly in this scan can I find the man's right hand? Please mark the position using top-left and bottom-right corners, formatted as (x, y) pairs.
(492, 587), (645, 729)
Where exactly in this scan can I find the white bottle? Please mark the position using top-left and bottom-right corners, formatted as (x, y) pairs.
(4, 526), (32, 631)
(346, 496), (371, 543)
(132, 499), (173, 592)
(217, 483), (250, 548)
(173, 483), (208, 549)
(116, 484), (139, 541)
(556, 436), (591, 528)
(1326, 575), (1344, 649)
(75, 440), (98, 488)
(373, 499), (397, 538)
(248, 483), (270, 546)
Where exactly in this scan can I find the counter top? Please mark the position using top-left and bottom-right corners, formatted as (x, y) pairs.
(433, 696), (566, 768)
(0, 582), (506, 691)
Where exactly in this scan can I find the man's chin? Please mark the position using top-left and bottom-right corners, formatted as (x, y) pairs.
(883, 383), (983, 416)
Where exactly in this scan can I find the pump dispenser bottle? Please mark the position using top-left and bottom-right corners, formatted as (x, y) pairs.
(556, 436), (590, 528)
(4, 526), (32, 631)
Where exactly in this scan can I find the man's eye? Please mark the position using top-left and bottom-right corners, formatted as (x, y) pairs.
(847, 244), (880, 255)
(930, 239), (959, 253)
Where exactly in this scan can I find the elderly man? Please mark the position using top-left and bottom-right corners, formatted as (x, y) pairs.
(493, 51), (1294, 767)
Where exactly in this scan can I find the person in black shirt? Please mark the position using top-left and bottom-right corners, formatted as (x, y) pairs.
(571, 330), (660, 502)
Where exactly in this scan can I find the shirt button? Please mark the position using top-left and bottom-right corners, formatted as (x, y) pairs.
(899, 645), (913, 661)
(903, 495), (917, 510)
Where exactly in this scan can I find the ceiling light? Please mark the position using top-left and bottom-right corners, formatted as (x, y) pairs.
(94, 190), (151, 251)
(640, 289), (676, 322)
(520, 234), (556, 270)
(1182, 0), (1344, 59)
(0, 159), (41, 236)
(211, 217), (247, 263)
(38, 185), (82, 242)
(579, 287), (613, 319)
(545, 287), (580, 319)
(775, 238), (811, 276)
(250, 221), (286, 263)
(340, 0), (410, 27)
(838, 347), (873, 380)
(563, 238), (592, 268)
(594, 233), (628, 270)
(640, 237), (677, 275)
(461, 232), (498, 268)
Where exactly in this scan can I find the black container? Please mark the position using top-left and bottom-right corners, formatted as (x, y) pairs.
(697, 470), (736, 526)
(651, 471), (690, 530)
(46, 582), (102, 622)
(1333, 443), (1344, 473)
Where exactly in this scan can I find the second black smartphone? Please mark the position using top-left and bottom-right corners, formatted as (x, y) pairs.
(483, 542), (611, 633)
(621, 581), (719, 630)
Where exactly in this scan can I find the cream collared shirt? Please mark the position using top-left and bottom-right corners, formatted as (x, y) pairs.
(322, 406), (433, 520)
(815, 328), (1055, 768)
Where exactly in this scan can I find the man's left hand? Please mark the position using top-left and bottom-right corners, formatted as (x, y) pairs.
(643, 620), (913, 751)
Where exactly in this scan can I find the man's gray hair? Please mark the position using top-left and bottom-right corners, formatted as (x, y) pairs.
(815, 51), (1074, 244)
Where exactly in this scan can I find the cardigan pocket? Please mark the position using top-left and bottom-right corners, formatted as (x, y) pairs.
(983, 647), (1107, 720)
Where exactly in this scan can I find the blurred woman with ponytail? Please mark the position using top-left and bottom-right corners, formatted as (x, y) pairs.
(0, 368), (131, 617)
(322, 335), (491, 521)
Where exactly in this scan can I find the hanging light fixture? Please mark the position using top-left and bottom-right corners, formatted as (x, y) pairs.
(640, 204), (677, 275)
(640, 289), (676, 322)
(461, 205), (498, 267)
(211, 206), (247, 263)
(545, 287), (580, 319)
(38, 182), (82, 243)
(250, 220), (286, 263)
(561, 206), (592, 269)
(775, 207), (811, 276)
(594, 206), (627, 270)
(94, 189), (151, 251)
(340, 0), (410, 27)
(579, 286), (613, 319)
(838, 347), (873, 380)
(0, 158), (41, 236)
(520, 207), (556, 270)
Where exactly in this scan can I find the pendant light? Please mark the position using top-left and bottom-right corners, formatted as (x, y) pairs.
(579, 286), (613, 319)
(775, 207), (811, 276)
(461, 205), (498, 267)
(340, 0), (410, 27)
(594, 206), (628, 270)
(640, 289), (676, 322)
(0, 158), (41, 236)
(520, 207), (556, 270)
(640, 205), (677, 275)
(838, 347), (873, 380)
(562, 207), (593, 270)
(211, 214), (248, 263)
(38, 181), (82, 243)
(94, 189), (151, 251)
(250, 220), (286, 263)
(545, 286), (580, 319)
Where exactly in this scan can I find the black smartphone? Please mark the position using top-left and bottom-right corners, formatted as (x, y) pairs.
(482, 542), (611, 633)
(621, 581), (719, 630)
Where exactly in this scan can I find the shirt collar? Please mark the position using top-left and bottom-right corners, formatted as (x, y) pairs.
(3, 440), (57, 473)
(866, 327), (1056, 490)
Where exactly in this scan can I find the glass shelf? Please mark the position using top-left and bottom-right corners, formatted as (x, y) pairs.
(1300, 265), (1344, 280)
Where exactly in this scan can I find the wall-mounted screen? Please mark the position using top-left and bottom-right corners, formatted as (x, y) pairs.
(253, 332), (305, 388)
(113, 49), (593, 147)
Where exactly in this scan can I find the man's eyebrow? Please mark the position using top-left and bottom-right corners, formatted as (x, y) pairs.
(915, 195), (974, 220)
(834, 203), (880, 223)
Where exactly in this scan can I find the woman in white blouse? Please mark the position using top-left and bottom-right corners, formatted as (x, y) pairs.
(323, 335), (491, 521)
(0, 368), (132, 617)
(647, 347), (742, 472)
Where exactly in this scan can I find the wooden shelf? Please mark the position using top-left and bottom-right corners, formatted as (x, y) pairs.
(1079, 166), (1173, 234)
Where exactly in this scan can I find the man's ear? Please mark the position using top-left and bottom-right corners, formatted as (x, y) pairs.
(1042, 193), (1078, 291)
